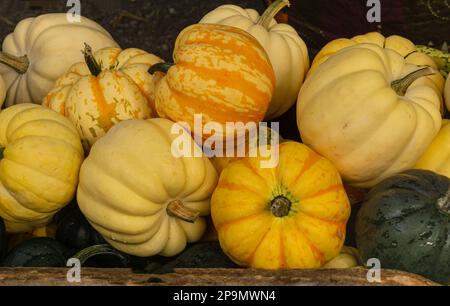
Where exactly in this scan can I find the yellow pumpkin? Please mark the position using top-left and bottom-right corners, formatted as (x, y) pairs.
(150, 24), (275, 142)
(44, 45), (163, 150)
(212, 142), (351, 269)
(0, 104), (84, 233)
(416, 120), (450, 178)
(78, 119), (218, 257)
(298, 32), (444, 188)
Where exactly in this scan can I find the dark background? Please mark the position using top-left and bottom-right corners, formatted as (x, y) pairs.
(0, 0), (448, 140)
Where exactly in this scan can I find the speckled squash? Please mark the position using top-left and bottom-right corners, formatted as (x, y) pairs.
(356, 169), (450, 284)
(44, 45), (163, 150)
(150, 24), (275, 142)
(212, 142), (351, 270)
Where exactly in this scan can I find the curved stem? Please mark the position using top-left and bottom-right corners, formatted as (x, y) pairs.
(391, 67), (437, 96)
(82, 43), (102, 77)
(149, 62), (174, 75)
(258, 0), (290, 28)
(0, 52), (29, 74)
(271, 196), (292, 218)
(73, 244), (129, 266)
(166, 200), (199, 223)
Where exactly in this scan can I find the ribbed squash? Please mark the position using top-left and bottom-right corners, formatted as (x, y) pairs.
(0, 104), (84, 233)
(212, 142), (351, 269)
(298, 32), (444, 188)
(150, 24), (275, 142)
(44, 45), (162, 150)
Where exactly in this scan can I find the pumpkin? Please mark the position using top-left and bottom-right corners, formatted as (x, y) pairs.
(0, 104), (84, 233)
(44, 44), (162, 151)
(356, 169), (450, 284)
(211, 141), (351, 269)
(0, 13), (118, 106)
(298, 32), (444, 188)
(199, 0), (309, 119)
(322, 246), (361, 269)
(416, 120), (450, 178)
(149, 24), (275, 142)
(2, 237), (69, 267)
(77, 118), (219, 257)
(55, 202), (105, 251)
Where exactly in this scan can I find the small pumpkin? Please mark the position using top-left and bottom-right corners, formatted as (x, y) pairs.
(77, 119), (218, 257)
(149, 24), (275, 142)
(0, 104), (84, 233)
(212, 141), (351, 269)
(44, 44), (162, 150)
(416, 120), (450, 178)
(55, 202), (105, 251)
(2, 237), (69, 267)
(0, 13), (118, 106)
(322, 246), (361, 269)
(200, 0), (309, 119)
(356, 169), (450, 284)
(298, 32), (444, 188)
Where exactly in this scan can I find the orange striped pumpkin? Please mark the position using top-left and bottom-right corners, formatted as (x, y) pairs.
(151, 24), (276, 141)
(211, 142), (351, 269)
(43, 45), (163, 150)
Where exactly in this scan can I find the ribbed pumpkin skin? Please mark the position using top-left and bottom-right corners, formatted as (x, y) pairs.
(298, 32), (444, 188)
(154, 24), (275, 140)
(416, 120), (450, 178)
(77, 119), (218, 257)
(0, 104), (84, 233)
(44, 47), (163, 149)
(356, 170), (450, 284)
(0, 14), (118, 106)
(212, 142), (351, 270)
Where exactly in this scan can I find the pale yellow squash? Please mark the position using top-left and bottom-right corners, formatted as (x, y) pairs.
(78, 119), (218, 257)
(298, 34), (444, 188)
(44, 45), (162, 150)
(0, 104), (84, 233)
(200, 0), (309, 119)
(0, 13), (118, 106)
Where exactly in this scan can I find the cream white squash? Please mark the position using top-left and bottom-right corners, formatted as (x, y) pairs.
(0, 13), (118, 106)
(44, 45), (163, 150)
(0, 104), (84, 233)
(200, 0), (309, 120)
(77, 119), (219, 257)
(298, 37), (443, 188)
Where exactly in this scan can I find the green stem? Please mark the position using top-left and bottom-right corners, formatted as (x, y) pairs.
(258, 0), (290, 28)
(73, 244), (129, 266)
(0, 51), (29, 74)
(149, 62), (174, 75)
(270, 196), (292, 218)
(391, 67), (437, 96)
(82, 43), (102, 77)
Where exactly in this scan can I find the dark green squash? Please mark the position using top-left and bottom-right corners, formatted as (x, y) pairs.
(55, 202), (105, 251)
(2, 238), (69, 267)
(356, 169), (450, 284)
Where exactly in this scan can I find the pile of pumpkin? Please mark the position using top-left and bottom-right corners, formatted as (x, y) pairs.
(0, 0), (449, 284)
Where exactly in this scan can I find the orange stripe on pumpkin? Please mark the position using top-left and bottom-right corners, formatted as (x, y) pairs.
(89, 76), (118, 131)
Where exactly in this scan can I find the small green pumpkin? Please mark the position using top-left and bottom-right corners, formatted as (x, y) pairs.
(2, 238), (69, 267)
(356, 169), (450, 284)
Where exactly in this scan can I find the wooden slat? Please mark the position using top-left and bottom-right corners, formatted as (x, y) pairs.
(0, 268), (439, 286)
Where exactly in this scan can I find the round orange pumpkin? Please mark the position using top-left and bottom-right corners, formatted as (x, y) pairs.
(150, 24), (275, 141)
(211, 141), (351, 269)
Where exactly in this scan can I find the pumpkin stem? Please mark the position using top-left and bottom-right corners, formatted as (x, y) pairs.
(271, 196), (292, 218)
(82, 43), (102, 77)
(148, 62), (174, 75)
(73, 244), (129, 266)
(258, 0), (290, 29)
(0, 51), (29, 74)
(391, 67), (437, 96)
(166, 200), (200, 223)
